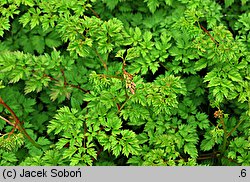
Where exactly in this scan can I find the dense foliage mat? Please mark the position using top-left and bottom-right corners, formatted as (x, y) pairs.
(0, 0), (250, 166)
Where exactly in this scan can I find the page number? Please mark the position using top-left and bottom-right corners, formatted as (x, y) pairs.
(239, 169), (246, 178)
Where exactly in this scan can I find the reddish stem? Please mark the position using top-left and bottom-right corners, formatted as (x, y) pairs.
(200, 24), (219, 46)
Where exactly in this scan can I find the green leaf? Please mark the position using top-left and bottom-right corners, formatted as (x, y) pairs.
(82, 155), (93, 166)
(184, 142), (198, 158)
(112, 144), (122, 157)
(137, 133), (148, 144)
(122, 143), (133, 157)
(196, 112), (208, 122)
(228, 69), (243, 82)
(25, 79), (43, 94)
(204, 70), (218, 83)
(144, 0), (160, 13)
(194, 58), (207, 71)
(225, 0), (234, 8)
(143, 31), (153, 42)
(227, 151), (236, 159)
(32, 35), (45, 54)
(2, 152), (18, 163)
(56, 138), (69, 149)
(126, 47), (140, 60)
(106, 114), (122, 130)
(0, 17), (10, 32)
(37, 137), (51, 146)
(134, 27), (142, 41)
(9, 70), (24, 83)
(238, 91), (247, 103)
(115, 49), (126, 59)
(70, 157), (80, 166)
(165, 0), (173, 5)
(201, 138), (215, 151)
(19, 12), (31, 27)
(62, 146), (78, 159)
(103, 0), (119, 10)
(87, 148), (97, 160)
(24, 0), (35, 6)
(45, 35), (62, 48)
(149, 62), (159, 74)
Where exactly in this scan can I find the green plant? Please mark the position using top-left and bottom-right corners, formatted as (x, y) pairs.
(0, 0), (249, 166)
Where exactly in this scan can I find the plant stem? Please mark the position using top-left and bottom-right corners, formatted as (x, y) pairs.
(0, 115), (15, 126)
(118, 95), (132, 113)
(220, 118), (228, 153)
(88, 7), (100, 18)
(0, 97), (42, 149)
(94, 49), (108, 71)
(199, 23), (219, 46)
(227, 119), (243, 138)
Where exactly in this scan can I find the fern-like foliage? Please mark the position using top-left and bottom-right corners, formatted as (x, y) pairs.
(0, 0), (249, 166)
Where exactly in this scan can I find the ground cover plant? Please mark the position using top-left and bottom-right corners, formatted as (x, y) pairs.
(0, 0), (249, 166)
